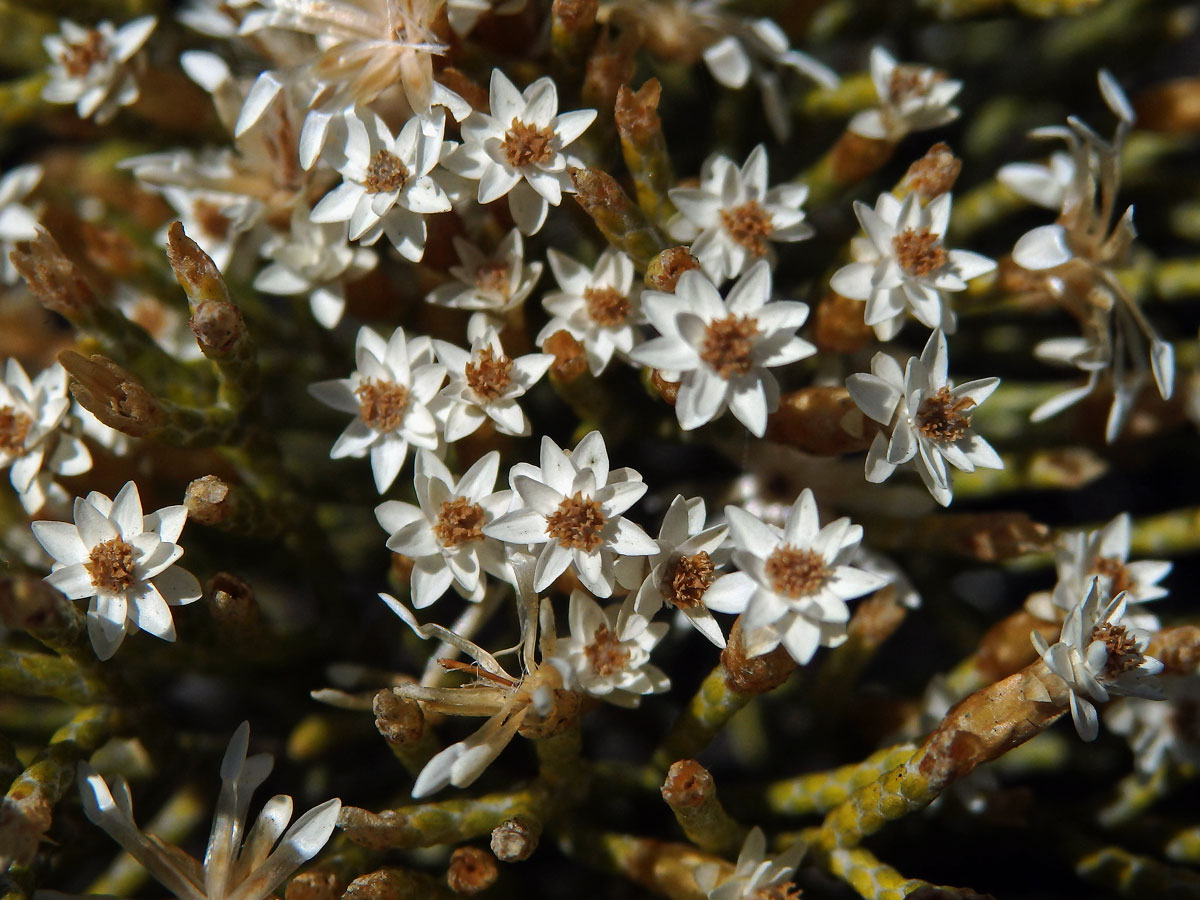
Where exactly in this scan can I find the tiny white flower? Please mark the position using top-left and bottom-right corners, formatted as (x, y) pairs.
(79, 722), (340, 900)
(483, 431), (658, 597)
(668, 144), (813, 282)
(694, 827), (805, 900)
(536, 247), (645, 375)
(375, 450), (511, 608)
(157, 180), (263, 274)
(425, 229), (544, 338)
(848, 46), (961, 142)
(310, 107), (451, 261)
(308, 326), (445, 493)
(1107, 674), (1200, 777)
(630, 261), (815, 437)
(0, 164), (42, 284)
(553, 591), (670, 707)
(847, 329), (1003, 507)
(618, 494), (729, 648)
(42, 16), (157, 124)
(1032, 579), (1163, 742)
(254, 205), (378, 329)
(31, 481), (202, 660)
(997, 151), (1075, 211)
(703, 490), (888, 664)
(431, 329), (552, 442)
(1, 360), (91, 514)
(445, 69), (597, 235)
(830, 192), (995, 340)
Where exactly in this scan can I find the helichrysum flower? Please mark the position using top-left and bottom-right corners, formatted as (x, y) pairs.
(667, 144), (813, 282)
(484, 431), (657, 597)
(0, 164), (42, 284)
(445, 69), (597, 235)
(31, 481), (202, 660)
(848, 46), (961, 142)
(536, 247), (645, 375)
(830, 192), (995, 340)
(847, 329), (1002, 507)
(431, 328), (553, 441)
(308, 326), (445, 493)
(1032, 579), (1163, 742)
(78, 722), (340, 900)
(253, 206), (377, 329)
(310, 108), (451, 261)
(694, 826), (805, 900)
(1, 360), (91, 514)
(630, 261), (815, 437)
(552, 590), (670, 707)
(425, 229), (544, 338)
(42, 17), (157, 124)
(375, 449), (511, 607)
(704, 490), (888, 664)
(618, 494), (729, 648)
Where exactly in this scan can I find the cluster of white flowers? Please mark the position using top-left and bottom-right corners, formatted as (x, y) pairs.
(42, 16), (157, 124)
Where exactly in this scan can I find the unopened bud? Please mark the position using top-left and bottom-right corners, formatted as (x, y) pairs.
(902, 142), (962, 200)
(373, 688), (425, 746)
(766, 386), (879, 456)
(542, 330), (588, 383)
(812, 291), (874, 353)
(446, 846), (498, 894)
(58, 350), (163, 436)
(490, 816), (541, 862)
(9, 227), (97, 318)
(185, 475), (232, 525)
(661, 759), (712, 808)
(644, 247), (699, 292)
(615, 79), (663, 145)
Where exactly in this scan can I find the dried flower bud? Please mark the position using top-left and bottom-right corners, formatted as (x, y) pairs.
(373, 688), (425, 746)
(446, 846), (498, 894)
(189, 296), (245, 355)
(9, 227), (97, 318)
(721, 619), (796, 695)
(491, 816), (541, 862)
(58, 350), (163, 436)
(543, 329), (588, 382)
(615, 79), (663, 145)
(166, 220), (230, 305)
(902, 143), (962, 200)
(831, 131), (896, 185)
(812, 291), (875, 353)
(661, 759), (712, 809)
(767, 386), (879, 456)
(649, 369), (679, 405)
(552, 0), (597, 33)
(185, 475), (232, 525)
(644, 247), (699, 292)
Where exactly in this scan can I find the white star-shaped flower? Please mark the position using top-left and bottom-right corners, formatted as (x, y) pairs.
(847, 329), (1002, 507)
(668, 144), (813, 282)
(848, 46), (961, 142)
(254, 206), (377, 329)
(1032, 579), (1163, 742)
(0, 164), (42, 284)
(308, 326), (445, 493)
(445, 69), (597, 235)
(694, 826), (805, 900)
(1, 360), (91, 514)
(630, 261), (815, 437)
(425, 229), (544, 338)
(375, 450), (512, 608)
(483, 432), (658, 597)
(79, 722), (340, 900)
(703, 490), (888, 664)
(310, 107), (451, 261)
(31, 481), (202, 660)
(431, 328), (552, 442)
(42, 16), (157, 124)
(830, 192), (995, 340)
(536, 247), (644, 375)
(618, 494), (729, 648)
(552, 591), (670, 707)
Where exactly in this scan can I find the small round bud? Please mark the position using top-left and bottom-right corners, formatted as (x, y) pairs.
(490, 816), (541, 862)
(446, 846), (498, 894)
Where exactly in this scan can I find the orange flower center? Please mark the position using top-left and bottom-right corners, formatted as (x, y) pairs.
(546, 491), (606, 551)
(700, 315), (760, 379)
(85, 536), (136, 594)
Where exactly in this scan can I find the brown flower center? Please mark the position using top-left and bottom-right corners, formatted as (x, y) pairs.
(465, 346), (514, 402)
(85, 536), (136, 595)
(1092, 556), (1133, 597)
(888, 65), (940, 105)
(892, 227), (948, 277)
(765, 544), (830, 598)
(473, 260), (512, 299)
(193, 200), (233, 241)
(364, 149), (409, 194)
(62, 29), (109, 78)
(662, 551), (716, 609)
(546, 491), (606, 551)
(503, 119), (556, 168)
(583, 286), (631, 327)
(0, 406), (32, 455)
(719, 200), (774, 257)
(1091, 622), (1144, 680)
(584, 624), (631, 676)
(435, 497), (486, 547)
(356, 379), (410, 432)
(915, 386), (974, 443)
(700, 315), (760, 379)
